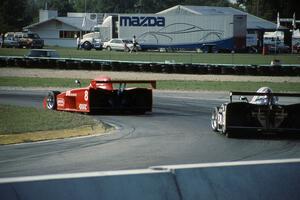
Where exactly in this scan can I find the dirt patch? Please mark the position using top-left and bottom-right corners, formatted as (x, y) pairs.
(0, 124), (112, 145)
(1, 67), (300, 82)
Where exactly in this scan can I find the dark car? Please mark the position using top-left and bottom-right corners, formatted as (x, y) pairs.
(16, 32), (44, 49)
(211, 88), (300, 138)
(26, 49), (59, 58)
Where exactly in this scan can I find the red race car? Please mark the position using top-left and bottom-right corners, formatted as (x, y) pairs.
(43, 76), (156, 114)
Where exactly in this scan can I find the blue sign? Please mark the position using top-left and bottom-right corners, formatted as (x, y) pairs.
(120, 16), (165, 27)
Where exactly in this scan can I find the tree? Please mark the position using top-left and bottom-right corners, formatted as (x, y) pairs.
(0, 0), (34, 32)
(234, 0), (299, 21)
(43, 0), (75, 16)
(183, 0), (230, 7)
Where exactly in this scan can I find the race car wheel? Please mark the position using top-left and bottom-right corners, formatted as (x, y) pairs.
(107, 46), (112, 51)
(211, 107), (219, 132)
(46, 91), (60, 110)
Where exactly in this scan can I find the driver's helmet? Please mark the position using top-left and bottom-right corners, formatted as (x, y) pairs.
(250, 87), (278, 105)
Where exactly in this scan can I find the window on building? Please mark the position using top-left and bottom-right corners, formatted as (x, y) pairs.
(59, 31), (78, 39)
(59, 31), (90, 39)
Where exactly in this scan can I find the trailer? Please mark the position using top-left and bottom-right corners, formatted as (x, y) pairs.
(83, 13), (247, 52)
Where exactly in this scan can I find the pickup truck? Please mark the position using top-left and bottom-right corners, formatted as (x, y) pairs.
(15, 32), (44, 49)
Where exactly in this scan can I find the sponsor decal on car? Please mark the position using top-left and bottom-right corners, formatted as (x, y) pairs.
(57, 98), (65, 107)
(84, 90), (89, 101)
(79, 104), (88, 111)
(252, 107), (287, 128)
(66, 90), (77, 97)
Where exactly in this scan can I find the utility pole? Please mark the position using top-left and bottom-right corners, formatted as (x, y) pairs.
(256, 0), (259, 17)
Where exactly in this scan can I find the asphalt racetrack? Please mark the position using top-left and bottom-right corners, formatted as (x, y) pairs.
(1, 90), (300, 178)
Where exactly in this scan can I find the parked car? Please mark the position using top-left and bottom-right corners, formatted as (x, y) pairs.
(2, 35), (19, 48)
(26, 49), (59, 58)
(103, 39), (141, 52)
(15, 32), (44, 49)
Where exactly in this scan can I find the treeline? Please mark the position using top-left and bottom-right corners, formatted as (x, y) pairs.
(0, 0), (298, 33)
(236, 0), (299, 21)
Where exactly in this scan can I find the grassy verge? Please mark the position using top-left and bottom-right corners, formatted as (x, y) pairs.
(0, 76), (299, 92)
(1, 47), (299, 65)
(0, 104), (110, 145)
(158, 80), (300, 92)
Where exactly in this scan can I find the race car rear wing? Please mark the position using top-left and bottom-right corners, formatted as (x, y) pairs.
(95, 80), (157, 89)
(229, 91), (300, 103)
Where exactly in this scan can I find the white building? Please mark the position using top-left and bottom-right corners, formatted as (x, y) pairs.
(23, 10), (103, 47)
(24, 6), (282, 48)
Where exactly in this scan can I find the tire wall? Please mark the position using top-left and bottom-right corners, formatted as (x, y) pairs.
(0, 56), (299, 76)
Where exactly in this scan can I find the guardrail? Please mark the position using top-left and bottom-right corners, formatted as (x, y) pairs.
(1, 56), (300, 76)
(1, 159), (300, 200)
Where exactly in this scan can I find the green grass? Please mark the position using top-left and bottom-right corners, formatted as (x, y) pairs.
(1, 47), (299, 65)
(157, 80), (300, 92)
(0, 76), (299, 92)
(0, 104), (98, 135)
(0, 77), (91, 88)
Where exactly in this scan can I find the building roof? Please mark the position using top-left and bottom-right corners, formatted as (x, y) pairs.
(157, 5), (286, 31)
(24, 16), (97, 31)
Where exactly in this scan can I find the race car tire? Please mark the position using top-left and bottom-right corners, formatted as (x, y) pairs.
(46, 91), (60, 110)
(107, 46), (112, 51)
(211, 107), (219, 132)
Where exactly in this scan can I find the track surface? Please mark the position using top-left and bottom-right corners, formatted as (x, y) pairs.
(1, 90), (300, 178)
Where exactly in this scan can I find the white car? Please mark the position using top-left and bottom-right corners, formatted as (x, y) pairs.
(103, 38), (140, 52)
(2, 37), (19, 48)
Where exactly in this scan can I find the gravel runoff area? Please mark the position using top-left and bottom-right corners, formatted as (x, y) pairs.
(1, 67), (300, 83)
